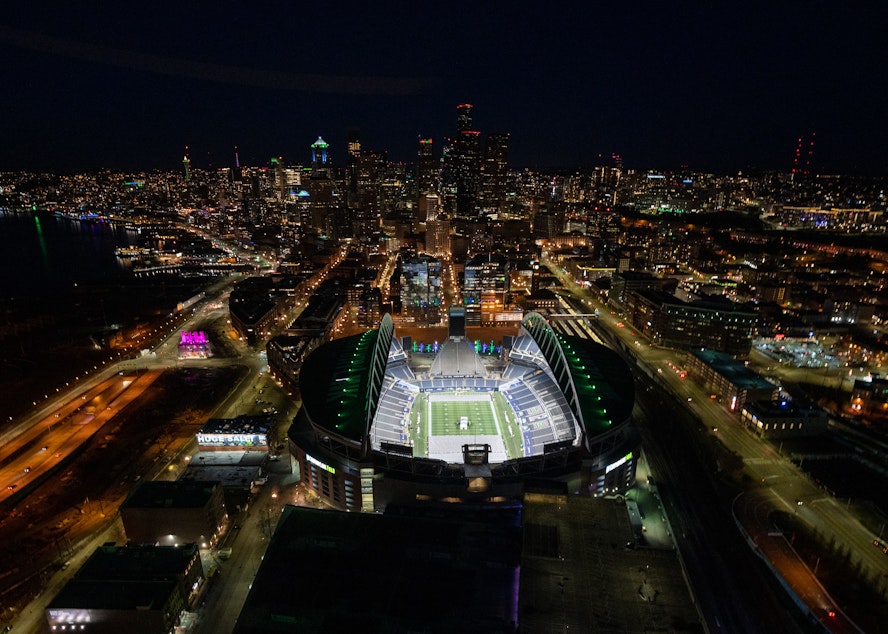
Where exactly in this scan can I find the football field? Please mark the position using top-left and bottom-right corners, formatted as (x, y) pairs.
(430, 399), (498, 436)
(408, 392), (524, 460)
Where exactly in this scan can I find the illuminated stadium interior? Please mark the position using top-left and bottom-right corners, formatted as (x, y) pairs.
(298, 313), (635, 468)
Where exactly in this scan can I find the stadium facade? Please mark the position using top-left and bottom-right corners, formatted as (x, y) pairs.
(289, 312), (640, 511)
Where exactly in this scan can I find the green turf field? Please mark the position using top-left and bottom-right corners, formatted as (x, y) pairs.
(492, 391), (523, 458)
(430, 399), (498, 436)
(408, 391), (525, 459)
(409, 393), (428, 458)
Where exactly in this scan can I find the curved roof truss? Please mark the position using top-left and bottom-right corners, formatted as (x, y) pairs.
(520, 312), (587, 434)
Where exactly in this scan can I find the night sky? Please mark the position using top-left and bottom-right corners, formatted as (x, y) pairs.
(1, 2), (886, 174)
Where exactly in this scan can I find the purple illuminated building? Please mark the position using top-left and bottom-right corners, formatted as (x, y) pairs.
(178, 331), (210, 359)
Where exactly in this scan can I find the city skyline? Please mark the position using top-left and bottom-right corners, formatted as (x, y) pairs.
(1, 3), (886, 174)
(3, 112), (888, 628)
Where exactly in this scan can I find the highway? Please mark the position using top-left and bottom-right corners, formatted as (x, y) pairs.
(3, 261), (335, 632)
(542, 256), (863, 632)
(634, 362), (814, 633)
(1, 370), (162, 504)
(733, 490), (860, 633)
(5, 251), (885, 632)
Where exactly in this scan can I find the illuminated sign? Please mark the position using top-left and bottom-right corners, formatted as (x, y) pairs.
(360, 467), (374, 511)
(307, 453), (335, 474)
(48, 609), (91, 624)
(180, 331), (208, 346)
(605, 451), (633, 474)
(197, 432), (267, 447)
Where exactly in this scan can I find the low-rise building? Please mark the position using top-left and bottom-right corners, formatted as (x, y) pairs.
(739, 399), (828, 438)
(180, 450), (267, 512)
(45, 543), (204, 634)
(686, 349), (778, 413)
(120, 481), (227, 547)
(627, 290), (756, 356)
(197, 415), (270, 451)
(850, 376), (888, 417)
(523, 288), (558, 312)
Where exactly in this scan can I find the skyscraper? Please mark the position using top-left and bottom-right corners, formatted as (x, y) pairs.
(182, 147), (191, 182)
(442, 104), (485, 218)
(415, 137), (437, 196)
(311, 136), (330, 175)
(347, 130), (361, 165)
(354, 149), (385, 235)
(447, 104), (482, 218)
(480, 132), (510, 215)
(456, 103), (473, 132)
(455, 129), (481, 218)
(306, 136), (345, 238)
(346, 130), (362, 209)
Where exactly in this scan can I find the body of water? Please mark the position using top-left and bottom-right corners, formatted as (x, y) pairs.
(0, 211), (133, 299)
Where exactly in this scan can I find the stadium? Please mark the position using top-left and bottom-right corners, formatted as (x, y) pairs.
(289, 310), (640, 511)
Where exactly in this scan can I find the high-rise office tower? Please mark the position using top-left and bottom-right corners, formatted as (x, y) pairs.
(416, 137), (437, 196)
(456, 103), (473, 132)
(347, 131), (361, 164)
(453, 104), (481, 218)
(425, 215), (451, 258)
(306, 136), (344, 237)
(182, 147), (191, 182)
(354, 149), (385, 235)
(480, 132), (510, 215)
(455, 129), (481, 217)
(271, 156), (287, 201)
(443, 104), (482, 217)
(440, 138), (457, 214)
(418, 193), (440, 223)
(346, 130), (362, 208)
(400, 255), (443, 324)
(311, 136), (330, 175)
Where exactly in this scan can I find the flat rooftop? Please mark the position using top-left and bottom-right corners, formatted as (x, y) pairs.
(121, 480), (219, 509)
(76, 544), (198, 581)
(691, 349), (775, 391)
(200, 415), (270, 436)
(180, 464), (259, 488)
(189, 450), (267, 466)
(520, 492), (701, 633)
(234, 504), (522, 633)
(47, 579), (178, 611)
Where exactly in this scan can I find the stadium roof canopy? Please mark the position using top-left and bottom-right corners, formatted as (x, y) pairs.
(517, 313), (633, 438)
(298, 314), (394, 444)
(299, 313), (634, 450)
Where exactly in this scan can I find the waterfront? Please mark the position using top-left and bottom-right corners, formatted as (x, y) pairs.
(0, 211), (211, 423)
(0, 210), (132, 299)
